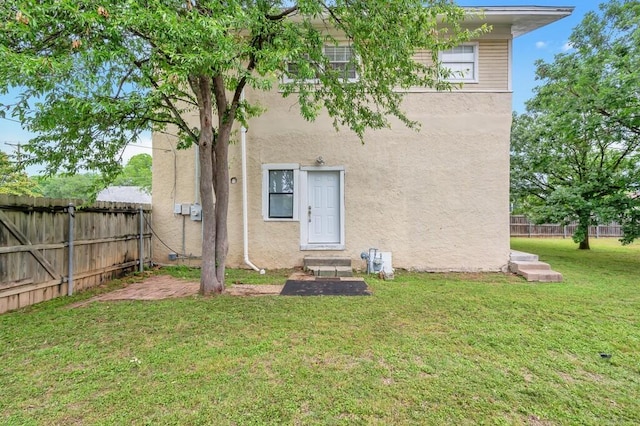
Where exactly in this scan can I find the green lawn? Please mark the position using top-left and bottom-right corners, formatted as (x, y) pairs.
(1, 239), (639, 425)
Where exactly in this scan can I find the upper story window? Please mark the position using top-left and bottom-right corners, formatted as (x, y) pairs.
(440, 43), (479, 83)
(324, 46), (357, 80)
(285, 46), (358, 82)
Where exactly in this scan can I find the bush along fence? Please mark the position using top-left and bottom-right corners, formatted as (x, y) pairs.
(510, 215), (622, 238)
(0, 195), (152, 314)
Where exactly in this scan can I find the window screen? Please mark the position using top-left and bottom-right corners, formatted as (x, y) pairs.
(268, 170), (294, 218)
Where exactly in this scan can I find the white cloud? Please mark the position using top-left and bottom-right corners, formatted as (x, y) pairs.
(535, 41), (548, 49)
(561, 42), (574, 52)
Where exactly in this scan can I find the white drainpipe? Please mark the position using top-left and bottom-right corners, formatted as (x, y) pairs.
(241, 90), (265, 274)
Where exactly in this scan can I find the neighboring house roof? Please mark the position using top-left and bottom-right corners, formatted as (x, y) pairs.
(97, 186), (151, 204)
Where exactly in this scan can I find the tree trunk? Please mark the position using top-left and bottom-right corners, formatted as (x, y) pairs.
(579, 231), (590, 250)
(214, 123), (231, 285)
(195, 76), (224, 294)
(578, 216), (591, 250)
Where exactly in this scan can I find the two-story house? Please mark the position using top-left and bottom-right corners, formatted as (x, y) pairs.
(152, 6), (573, 273)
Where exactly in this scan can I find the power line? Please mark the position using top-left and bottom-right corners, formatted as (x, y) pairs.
(126, 143), (171, 152)
(0, 116), (21, 123)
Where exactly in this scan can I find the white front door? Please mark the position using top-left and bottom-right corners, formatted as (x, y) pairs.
(307, 171), (341, 244)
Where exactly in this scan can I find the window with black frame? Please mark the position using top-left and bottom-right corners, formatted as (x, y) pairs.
(268, 169), (294, 219)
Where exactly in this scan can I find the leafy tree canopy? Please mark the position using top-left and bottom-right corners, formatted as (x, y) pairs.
(36, 173), (102, 201)
(0, 150), (40, 196)
(0, 1), (484, 293)
(113, 153), (152, 192)
(511, 0), (640, 249)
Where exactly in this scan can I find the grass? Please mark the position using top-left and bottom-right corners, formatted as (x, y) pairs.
(1, 238), (639, 425)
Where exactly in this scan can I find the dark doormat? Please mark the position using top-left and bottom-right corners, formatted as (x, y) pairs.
(280, 280), (371, 296)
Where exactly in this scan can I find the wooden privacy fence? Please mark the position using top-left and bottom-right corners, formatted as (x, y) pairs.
(0, 195), (152, 314)
(510, 215), (623, 238)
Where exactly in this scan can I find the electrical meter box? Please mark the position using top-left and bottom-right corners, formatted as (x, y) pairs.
(190, 203), (202, 221)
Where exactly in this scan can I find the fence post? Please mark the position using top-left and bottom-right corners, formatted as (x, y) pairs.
(67, 203), (75, 296)
(563, 225), (567, 239)
(528, 221), (532, 238)
(139, 205), (144, 273)
(596, 224), (600, 239)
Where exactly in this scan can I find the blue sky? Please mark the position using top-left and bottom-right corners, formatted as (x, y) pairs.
(1, 0), (603, 172)
(458, 0), (602, 110)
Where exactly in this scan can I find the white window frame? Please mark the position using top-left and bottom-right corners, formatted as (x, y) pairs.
(283, 45), (359, 83)
(262, 163), (300, 221)
(439, 42), (479, 83)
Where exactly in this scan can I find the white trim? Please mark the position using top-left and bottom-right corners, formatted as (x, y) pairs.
(300, 165), (345, 172)
(261, 163), (300, 221)
(439, 42), (479, 83)
(300, 243), (346, 251)
(507, 37), (513, 92)
(397, 88), (512, 94)
(299, 167), (346, 251)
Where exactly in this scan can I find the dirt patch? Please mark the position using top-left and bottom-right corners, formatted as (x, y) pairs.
(70, 275), (284, 307)
(225, 284), (284, 296)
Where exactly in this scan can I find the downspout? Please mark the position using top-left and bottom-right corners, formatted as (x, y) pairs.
(241, 90), (265, 274)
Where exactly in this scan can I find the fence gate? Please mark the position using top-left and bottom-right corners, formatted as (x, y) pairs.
(0, 195), (152, 314)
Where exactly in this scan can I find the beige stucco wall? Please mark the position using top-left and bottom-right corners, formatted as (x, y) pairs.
(153, 89), (511, 272)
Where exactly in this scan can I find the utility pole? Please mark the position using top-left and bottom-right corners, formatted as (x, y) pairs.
(5, 142), (24, 166)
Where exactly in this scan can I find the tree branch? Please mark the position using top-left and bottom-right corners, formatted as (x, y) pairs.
(135, 62), (197, 143)
(212, 75), (227, 122)
(266, 5), (299, 20)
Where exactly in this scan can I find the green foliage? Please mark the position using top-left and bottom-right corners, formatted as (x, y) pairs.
(113, 153), (152, 192)
(0, 0), (482, 173)
(0, 150), (40, 196)
(159, 265), (290, 284)
(36, 173), (102, 201)
(511, 0), (640, 248)
(33, 154), (150, 201)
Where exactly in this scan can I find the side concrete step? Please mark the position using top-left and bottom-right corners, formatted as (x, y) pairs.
(516, 268), (563, 283)
(510, 250), (539, 262)
(304, 256), (353, 277)
(509, 251), (562, 283)
(509, 260), (551, 274)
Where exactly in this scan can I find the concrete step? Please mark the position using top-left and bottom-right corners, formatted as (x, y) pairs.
(335, 266), (353, 277)
(307, 265), (353, 278)
(509, 251), (562, 282)
(509, 260), (551, 274)
(304, 256), (351, 268)
(510, 250), (539, 262)
(517, 268), (563, 282)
